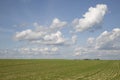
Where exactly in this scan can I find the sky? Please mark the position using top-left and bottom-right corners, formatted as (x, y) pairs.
(0, 0), (120, 59)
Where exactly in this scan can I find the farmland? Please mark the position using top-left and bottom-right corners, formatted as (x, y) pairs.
(0, 59), (120, 80)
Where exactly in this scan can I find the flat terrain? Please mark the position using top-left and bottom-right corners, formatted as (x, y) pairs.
(0, 59), (120, 80)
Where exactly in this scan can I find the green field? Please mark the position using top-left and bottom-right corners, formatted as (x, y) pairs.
(0, 59), (120, 80)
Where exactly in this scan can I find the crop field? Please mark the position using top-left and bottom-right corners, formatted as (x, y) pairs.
(0, 59), (120, 80)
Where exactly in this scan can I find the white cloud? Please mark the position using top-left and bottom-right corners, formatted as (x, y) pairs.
(15, 29), (66, 45)
(95, 28), (120, 50)
(43, 31), (66, 45)
(14, 29), (46, 41)
(14, 29), (32, 40)
(51, 47), (58, 52)
(74, 47), (89, 56)
(87, 28), (120, 50)
(73, 4), (108, 32)
(14, 18), (68, 45)
(87, 37), (95, 44)
(72, 35), (77, 44)
(33, 18), (67, 32)
(50, 18), (67, 29)
(74, 46), (120, 60)
(19, 47), (59, 55)
(31, 31), (66, 45)
(33, 22), (49, 32)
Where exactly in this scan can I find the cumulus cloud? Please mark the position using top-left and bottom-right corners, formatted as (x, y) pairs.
(73, 4), (108, 32)
(14, 29), (46, 41)
(33, 18), (67, 31)
(14, 18), (68, 45)
(43, 31), (65, 44)
(50, 18), (67, 29)
(31, 31), (66, 45)
(95, 28), (120, 50)
(87, 28), (120, 50)
(14, 29), (66, 45)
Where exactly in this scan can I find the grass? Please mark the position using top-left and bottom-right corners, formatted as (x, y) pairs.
(0, 59), (120, 80)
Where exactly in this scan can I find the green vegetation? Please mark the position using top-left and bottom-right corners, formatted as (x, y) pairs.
(0, 59), (120, 80)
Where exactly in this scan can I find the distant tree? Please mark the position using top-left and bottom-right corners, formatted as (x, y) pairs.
(83, 58), (100, 60)
(84, 59), (90, 60)
(94, 58), (100, 60)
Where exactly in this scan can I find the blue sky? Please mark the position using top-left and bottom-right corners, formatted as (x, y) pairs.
(0, 0), (120, 59)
